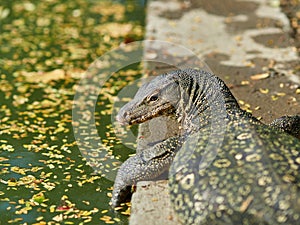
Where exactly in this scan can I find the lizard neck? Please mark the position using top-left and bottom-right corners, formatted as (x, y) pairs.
(172, 69), (241, 132)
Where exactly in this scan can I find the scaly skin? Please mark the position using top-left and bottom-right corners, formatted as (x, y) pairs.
(112, 69), (300, 224)
(270, 115), (300, 139)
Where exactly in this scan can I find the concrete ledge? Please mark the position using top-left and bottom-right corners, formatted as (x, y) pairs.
(130, 180), (180, 225)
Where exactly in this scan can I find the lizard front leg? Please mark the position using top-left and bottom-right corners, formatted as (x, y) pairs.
(111, 136), (183, 208)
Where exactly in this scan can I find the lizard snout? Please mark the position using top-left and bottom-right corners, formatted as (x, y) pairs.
(116, 111), (130, 125)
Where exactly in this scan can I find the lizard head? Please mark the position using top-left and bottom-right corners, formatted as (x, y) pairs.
(116, 74), (180, 125)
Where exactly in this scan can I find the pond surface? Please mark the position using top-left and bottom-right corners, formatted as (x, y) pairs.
(0, 0), (145, 224)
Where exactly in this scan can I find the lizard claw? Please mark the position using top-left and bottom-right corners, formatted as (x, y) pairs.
(111, 185), (133, 208)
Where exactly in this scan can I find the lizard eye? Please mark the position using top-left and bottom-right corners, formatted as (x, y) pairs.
(149, 95), (158, 102)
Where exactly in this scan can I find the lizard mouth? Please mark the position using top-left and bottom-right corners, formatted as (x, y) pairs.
(116, 102), (175, 126)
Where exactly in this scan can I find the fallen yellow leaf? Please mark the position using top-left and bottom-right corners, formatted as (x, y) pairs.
(250, 73), (269, 80)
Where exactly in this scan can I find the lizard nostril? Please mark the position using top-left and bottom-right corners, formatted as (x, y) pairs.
(116, 111), (128, 125)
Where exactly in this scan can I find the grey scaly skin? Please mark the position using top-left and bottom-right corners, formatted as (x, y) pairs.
(111, 69), (300, 225)
(269, 115), (300, 139)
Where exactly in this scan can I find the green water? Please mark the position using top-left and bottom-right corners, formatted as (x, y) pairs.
(0, 0), (145, 224)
